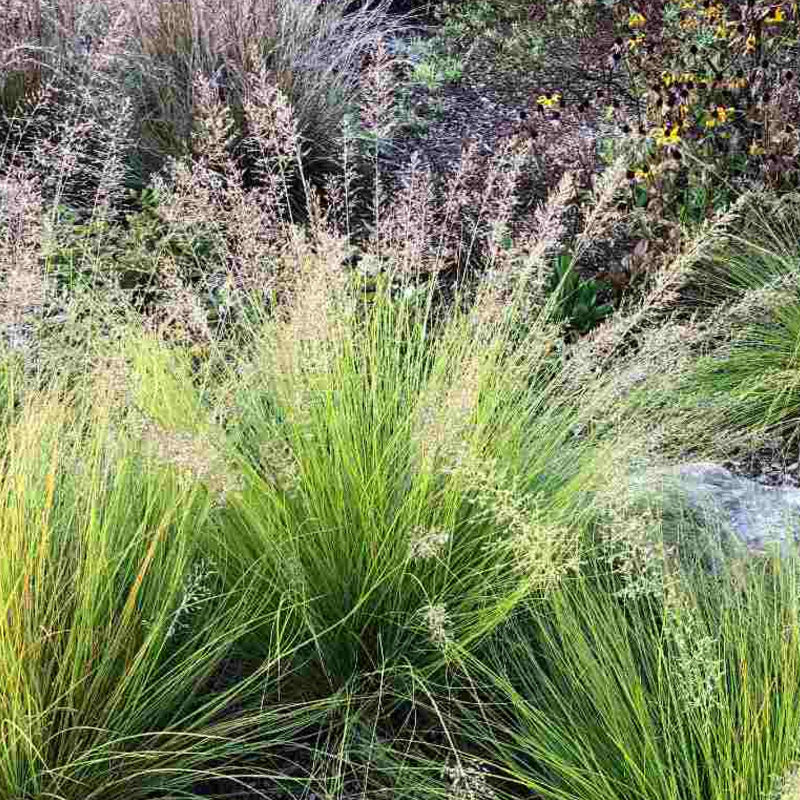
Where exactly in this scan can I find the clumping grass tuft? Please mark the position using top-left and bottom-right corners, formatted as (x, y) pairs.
(3, 2), (800, 799)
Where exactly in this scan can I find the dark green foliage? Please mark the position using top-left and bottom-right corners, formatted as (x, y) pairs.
(546, 251), (614, 336)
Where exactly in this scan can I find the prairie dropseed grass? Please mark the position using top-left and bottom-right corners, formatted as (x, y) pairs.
(3, 2), (800, 799)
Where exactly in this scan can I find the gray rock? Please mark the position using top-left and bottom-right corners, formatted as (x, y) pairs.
(1, 319), (37, 354)
(628, 461), (800, 574)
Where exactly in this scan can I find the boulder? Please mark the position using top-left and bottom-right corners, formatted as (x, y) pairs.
(628, 461), (800, 575)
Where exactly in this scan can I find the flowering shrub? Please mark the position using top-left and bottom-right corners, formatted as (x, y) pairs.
(535, 0), (799, 237)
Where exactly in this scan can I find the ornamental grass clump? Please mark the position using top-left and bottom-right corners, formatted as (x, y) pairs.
(0, 353), (334, 800)
(566, 185), (800, 475)
(0, 18), (696, 795)
(0, 0), (424, 232)
(8, 3), (800, 798)
(619, 189), (800, 463)
(440, 537), (800, 800)
(114, 0), (430, 229)
(0, 61), (645, 798)
(0, 1), (149, 222)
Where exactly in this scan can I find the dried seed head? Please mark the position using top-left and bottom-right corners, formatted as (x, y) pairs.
(441, 759), (499, 800)
(408, 526), (451, 560)
(127, 414), (244, 508)
(421, 603), (453, 650)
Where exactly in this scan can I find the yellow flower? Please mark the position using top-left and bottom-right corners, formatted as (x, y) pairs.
(705, 118), (717, 128)
(705, 4), (721, 18)
(662, 71), (677, 87)
(634, 169), (650, 182)
(746, 33), (757, 51)
(537, 93), (561, 108)
(629, 33), (646, 49)
(749, 141), (765, 155)
(716, 105), (735, 122)
(716, 23), (728, 38)
(655, 125), (681, 146)
(765, 5), (785, 22)
(629, 11), (647, 27)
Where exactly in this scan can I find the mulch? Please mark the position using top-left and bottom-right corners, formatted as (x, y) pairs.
(337, 12), (649, 325)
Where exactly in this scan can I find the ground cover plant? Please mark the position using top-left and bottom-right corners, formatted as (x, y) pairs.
(3, 1), (800, 799)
